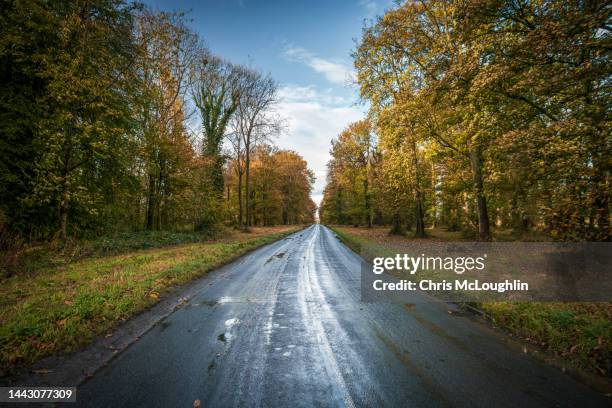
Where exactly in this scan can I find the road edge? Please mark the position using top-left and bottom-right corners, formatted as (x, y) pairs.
(327, 224), (612, 396)
(0, 226), (309, 388)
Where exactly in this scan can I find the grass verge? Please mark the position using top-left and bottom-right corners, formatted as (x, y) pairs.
(2, 228), (225, 278)
(0, 225), (302, 376)
(329, 225), (611, 378)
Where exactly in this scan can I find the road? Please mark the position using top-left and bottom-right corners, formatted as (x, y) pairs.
(77, 224), (608, 407)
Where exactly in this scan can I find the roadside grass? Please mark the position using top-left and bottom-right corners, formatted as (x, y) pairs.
(2, 228), (223, 278)
(329, 225), (612, 377)
(476, 302), (611, 376)
(0, 226), (302, 376)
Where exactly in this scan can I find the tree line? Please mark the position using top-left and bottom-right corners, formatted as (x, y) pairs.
(320, 0), (610, 241)
(0, 0), (316, 243)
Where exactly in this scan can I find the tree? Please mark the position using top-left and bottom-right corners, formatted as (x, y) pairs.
(193, 56), (241, 200)
(1, 0), (138, 240)
(331, 0), (610, 241)
(464, 0), (611, 240)
(0, 1), (303, 248)
(225, 146), (315, 226)
(133, 9), (199, 230)
(231, 67), (282, 228)
(353, 0), (495, 239)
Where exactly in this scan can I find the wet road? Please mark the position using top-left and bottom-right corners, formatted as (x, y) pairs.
(77, 224), (608, 407)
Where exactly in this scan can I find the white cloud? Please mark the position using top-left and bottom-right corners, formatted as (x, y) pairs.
(283, 46), (356, 85)
(277, 84), (348, 106)
(275, 84), (365, 207)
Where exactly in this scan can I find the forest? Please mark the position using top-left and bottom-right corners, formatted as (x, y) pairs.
(0, 0), (316, 249)
(320, 0), (610, 241)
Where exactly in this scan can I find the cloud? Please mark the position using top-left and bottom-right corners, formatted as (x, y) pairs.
(359, 0), (395, 18)
(359, 0), (378, 17)
(277, 84), (348, 106)
(275, 84), (365, 206)
(283, 46), (356, 85)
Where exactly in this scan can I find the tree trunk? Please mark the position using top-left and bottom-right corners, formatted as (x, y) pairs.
(156, 168), (164, 231)
(431, 162), (437, 228)
(58, 131), (73, 241)
(581, 47), (610, 240)
(468, 145), (490, 240)
(390, 211), (404, 235)
(59, 183), (69, 241)
(146, 174), (156, 230)
(414, 191), (425, 238)
(363, 176), (371, 228)
(411, 139), (425, 238)
(251, 195), (256, 226)
(245, 149), (251, 228)
(237, 171), (243, 227)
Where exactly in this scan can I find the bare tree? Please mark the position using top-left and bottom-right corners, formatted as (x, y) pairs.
(230, 67), (282, 228)
(226, 126), (246, 226)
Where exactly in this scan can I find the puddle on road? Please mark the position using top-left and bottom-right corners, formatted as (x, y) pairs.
(216, 318), (240, 344)
(265, 251), (286, 264)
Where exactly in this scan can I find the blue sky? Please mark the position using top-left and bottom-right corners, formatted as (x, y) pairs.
(143, 0), (392, 205)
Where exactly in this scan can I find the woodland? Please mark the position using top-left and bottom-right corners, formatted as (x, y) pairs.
(320, 0), (610, 241)
(0, 0), (316, 250)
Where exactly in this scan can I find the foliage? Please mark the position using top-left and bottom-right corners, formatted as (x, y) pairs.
(322, 0), (610, 241)
(0, 1), (315, 250)
(226, 145), (316, 226)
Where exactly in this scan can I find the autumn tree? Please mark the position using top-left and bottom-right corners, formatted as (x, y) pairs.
(225, 146), (315, 226)
(463, 0), (611, 240)
(133, 9), (199, 230)
(323, 120), (377, 227)
(0, 1), (304, 249)
(326, 0), (610, 241)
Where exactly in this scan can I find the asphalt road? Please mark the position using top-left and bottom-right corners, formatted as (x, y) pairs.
(76, 224), (608, 407)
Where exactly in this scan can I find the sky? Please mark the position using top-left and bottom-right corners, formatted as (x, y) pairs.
(143, 0), (393, 206)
